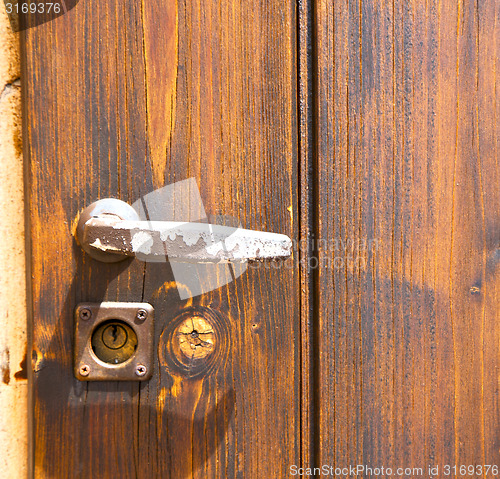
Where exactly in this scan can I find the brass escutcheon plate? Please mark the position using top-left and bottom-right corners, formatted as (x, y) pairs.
(74, 302), (154, 381)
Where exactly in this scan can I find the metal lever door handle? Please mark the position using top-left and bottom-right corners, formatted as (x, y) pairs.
(75, 198), (292, 263)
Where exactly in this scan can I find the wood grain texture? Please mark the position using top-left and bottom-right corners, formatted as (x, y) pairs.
(298, 0), (315, 469)
(23, 0), (499, 476)
(314, 0), (499, 473)
(22, 1), (299, 477)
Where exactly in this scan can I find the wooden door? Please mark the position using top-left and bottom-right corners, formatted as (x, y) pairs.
(22, 1), (302, 478)
(312, 1), (499, 474)
(22, 1), (498, 478)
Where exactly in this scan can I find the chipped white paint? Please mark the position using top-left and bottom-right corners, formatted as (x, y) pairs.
(87, 217), (292, 262)
(89, 237), (123, 253)
(89, 237), (104, 250)
(131, 231), (153, 254)
(158, 223), (203, 246)
(204, 227), (292, 260)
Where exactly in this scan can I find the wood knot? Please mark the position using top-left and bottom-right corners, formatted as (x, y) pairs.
(159, 307), (229, 378)
(176, 316), (214, 360)
(469, 285), (481, 295)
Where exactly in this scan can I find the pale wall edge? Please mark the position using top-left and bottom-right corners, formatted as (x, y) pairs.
(0, 8), (28, 479)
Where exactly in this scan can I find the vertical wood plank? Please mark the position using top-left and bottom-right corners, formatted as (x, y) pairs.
(298, 0), (315, 470)
(22, 1), (300, 477)
(315, 0), (499, 472)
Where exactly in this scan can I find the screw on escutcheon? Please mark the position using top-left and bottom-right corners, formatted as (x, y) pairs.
(79, 364), (90, 377)
(136, 309), (148, 321)
(79, 308), (92, 320)
(135, 365), (147, 377)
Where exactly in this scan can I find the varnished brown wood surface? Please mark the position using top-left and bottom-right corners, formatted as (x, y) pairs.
(314, 0), (499, 474)
(22, 1), (300, 477)
(23, 0), (499, 476)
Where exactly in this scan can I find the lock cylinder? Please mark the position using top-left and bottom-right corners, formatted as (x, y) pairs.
(91, 320), (138, 364)
(74, 302), (154, 381)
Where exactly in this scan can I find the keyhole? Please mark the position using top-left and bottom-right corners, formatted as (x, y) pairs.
(102, 324), (128, 350)
(91, 320), (138, 364)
